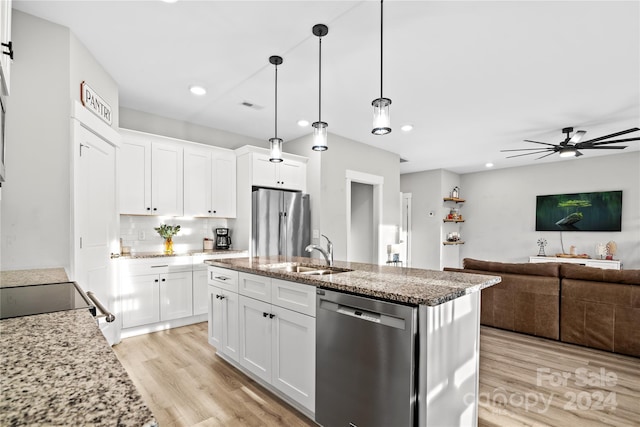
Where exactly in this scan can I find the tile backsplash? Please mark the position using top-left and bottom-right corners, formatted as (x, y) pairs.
(120, 215), (233, 254)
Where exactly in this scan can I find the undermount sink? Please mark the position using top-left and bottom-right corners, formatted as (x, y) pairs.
(263, 262), (352, 276)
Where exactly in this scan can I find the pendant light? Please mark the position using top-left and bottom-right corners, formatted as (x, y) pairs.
(372, 0), (391, 135)
(269, 55), (284, 163)
(312, 24), (329, 151)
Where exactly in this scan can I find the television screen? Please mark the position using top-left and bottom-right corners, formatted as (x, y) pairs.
(536, 191), (622, 232)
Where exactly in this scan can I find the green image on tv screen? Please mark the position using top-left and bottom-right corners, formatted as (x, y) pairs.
(535, 191), (622, 232)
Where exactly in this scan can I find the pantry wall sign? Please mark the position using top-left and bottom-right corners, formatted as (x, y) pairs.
(80, 81), (112, 125)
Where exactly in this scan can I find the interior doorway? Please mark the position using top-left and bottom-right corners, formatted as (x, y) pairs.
(345, 170), (383, 264)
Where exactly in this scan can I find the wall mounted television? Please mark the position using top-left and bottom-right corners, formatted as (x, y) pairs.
(535, 190), (622, 232)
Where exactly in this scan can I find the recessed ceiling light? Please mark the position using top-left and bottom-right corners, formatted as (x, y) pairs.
(189, 85), (206, 96)
(485, 162), (494, 168)
(297, 120), (309, 127)
(161, 0), (179, 3)
(401, 124), (413, 132)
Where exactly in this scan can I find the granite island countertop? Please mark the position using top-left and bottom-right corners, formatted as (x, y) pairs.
(0, 268), (157, 427)
(206, 256), (501, 306)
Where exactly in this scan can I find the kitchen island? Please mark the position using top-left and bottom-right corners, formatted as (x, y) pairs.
(0, 269), (157, 427)
(205, 256), (501, 427)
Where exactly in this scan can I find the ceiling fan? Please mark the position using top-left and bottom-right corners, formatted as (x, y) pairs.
(502, 126), (640, 160)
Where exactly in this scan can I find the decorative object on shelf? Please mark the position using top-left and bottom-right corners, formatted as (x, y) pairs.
(371, 0), (392, 135)
(595, 242), (607, 259)
(446, 231), (461, 242)
(451, 186), (460, 199)
(537, 238), (547, 256)
(606, 240), (617, 260)
(155, 224), (181, 254)
(268, 55), (284, 163)
(311, 24), (329, 151)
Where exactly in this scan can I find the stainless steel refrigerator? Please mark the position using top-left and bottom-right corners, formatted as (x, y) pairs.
(252, 188), (311, 258)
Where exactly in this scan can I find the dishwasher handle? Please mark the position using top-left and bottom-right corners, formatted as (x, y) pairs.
(318, 298), (406, 330)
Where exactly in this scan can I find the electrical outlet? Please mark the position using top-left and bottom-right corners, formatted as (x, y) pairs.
(138, 231), (146, 240)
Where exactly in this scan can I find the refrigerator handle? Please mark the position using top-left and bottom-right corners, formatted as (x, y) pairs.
(278, 211), (284, 256)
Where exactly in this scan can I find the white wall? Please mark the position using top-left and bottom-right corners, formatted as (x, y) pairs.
(287, 132), (401, 264)
(119, 107), (262, 150)
(402, 151), (640, 270)
(1, 11), (119, 271)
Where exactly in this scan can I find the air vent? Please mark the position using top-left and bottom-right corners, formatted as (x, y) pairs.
(400, 158), (409, 163)
(240, 101), (264, 110)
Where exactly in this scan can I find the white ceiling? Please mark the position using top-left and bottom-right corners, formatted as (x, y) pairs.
(14, 0), (640, 174)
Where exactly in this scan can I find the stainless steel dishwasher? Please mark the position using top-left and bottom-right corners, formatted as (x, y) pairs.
(316, 288), (417, 427)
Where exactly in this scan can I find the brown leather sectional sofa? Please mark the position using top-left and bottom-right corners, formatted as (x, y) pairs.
(445, 258), (640, 358)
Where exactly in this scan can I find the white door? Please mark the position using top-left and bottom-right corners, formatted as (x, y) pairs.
(151, 141), (183, 216)
(121, 274), (160, 328)
(119, 138), (151, 215)
(212, 153), (236, 217)
(253, 154), (277, 187)
(222, 290), (240, 362)
(208, 285), (224, 348)
(239, 295), (272, 383)
(74, 123), (119, 343)
(160, 271), (193, 321)
(184, 147), (212, 217)
(278, 161), (305, 191)
(193, 269), (209, 316)
(271, 305), (316, 411)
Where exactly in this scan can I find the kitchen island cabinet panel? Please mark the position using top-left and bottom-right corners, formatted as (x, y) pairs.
(208, 284), (239, 362)
(239, 295), (272, 383)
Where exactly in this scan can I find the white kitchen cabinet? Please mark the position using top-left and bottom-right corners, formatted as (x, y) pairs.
(192, 268), (209, 316)
(0, 0), (12, 95)
(208, 284), (240, 362)
(121, 274), (160, 328)
(236, 275), (316, 412)
(184, 145), (236, 218)
(160, 270), (193, 321)
(119, 129), (183, 216)
(252, 153), (306, 191)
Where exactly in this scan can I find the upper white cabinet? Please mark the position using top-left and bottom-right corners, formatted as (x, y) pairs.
(184, 145), (236, 218)
(252, 153), (306, 191)
(0, 0), (12, 95)
(120, 130), (183, 216)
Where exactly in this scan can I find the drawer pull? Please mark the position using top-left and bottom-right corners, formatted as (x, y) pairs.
(151, 265), (169, 268)
(214, 276), (229, 281)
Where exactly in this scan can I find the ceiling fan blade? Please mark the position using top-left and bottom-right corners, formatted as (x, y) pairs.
(569, 130), (586, 144)
(523, 140), (557, 147)
(535, 151), (557, 160)
(581, 137), (640, 146)
(501, 148), (555, 152)
(506, 150), (553, 159)
(580, 146), (628, 150)
(579, 127), (640, 145)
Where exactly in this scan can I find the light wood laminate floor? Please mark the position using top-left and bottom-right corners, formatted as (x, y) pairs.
(113, 323), (640, 427)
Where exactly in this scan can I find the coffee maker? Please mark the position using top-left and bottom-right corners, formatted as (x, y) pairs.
(215, 228), (232, 249)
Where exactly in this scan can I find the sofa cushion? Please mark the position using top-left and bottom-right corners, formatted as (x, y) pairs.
(463, 258), (561, 277)
(560, 264), (640, 285)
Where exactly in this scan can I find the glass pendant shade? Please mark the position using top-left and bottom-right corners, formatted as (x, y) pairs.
(372, 97), (392, 135)
(269, 138), (283, 163)
(312, 121), (328, 151)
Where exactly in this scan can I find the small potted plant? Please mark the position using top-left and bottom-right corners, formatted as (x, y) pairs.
(155, 224), (181, 254)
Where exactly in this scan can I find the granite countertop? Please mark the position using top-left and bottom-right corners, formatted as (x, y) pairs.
(119, 248), (248, 260)
(206, 256), (501, 306)
(0, 310), (156, 427)
(0, 268), (70, 287)
(0, 268), (156, 426)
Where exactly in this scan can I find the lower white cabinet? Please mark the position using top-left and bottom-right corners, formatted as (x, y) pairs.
(207, 268), (316, 412)
(193, 268), (209, 315)
(208, 285), (240, 362)
(122, 270), (192, 328)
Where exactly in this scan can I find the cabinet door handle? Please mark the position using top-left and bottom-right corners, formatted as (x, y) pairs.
(269, 313), (276, 319)
(213, 210), (217, 214)
(2, 41), (13, 60)
(146, 207), (151, 211)
(161, 278), (166, 282)
(154, 279), (159, 283)
(208, 210), (212, 213)
(263, 312), (269, 318)
(216, 294), (225, 300)
(153, 207), (158, 211)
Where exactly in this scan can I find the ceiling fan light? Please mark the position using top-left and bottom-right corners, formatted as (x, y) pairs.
(312, 121), (328, 151)
(559, 146), (578, 158)
(372, 97), (392, 135)
(269, 138), (283, 163)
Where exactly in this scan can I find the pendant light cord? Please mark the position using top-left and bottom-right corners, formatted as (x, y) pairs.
(318, 37), (322, 123)
(274, 64), (278, 139)
(380, 0), (384, 99)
